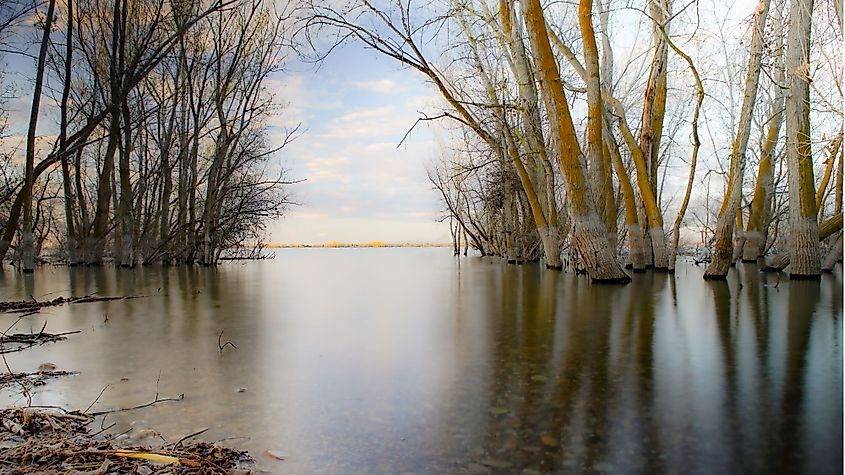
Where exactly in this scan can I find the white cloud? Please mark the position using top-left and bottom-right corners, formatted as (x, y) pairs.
(323, 105), (413, 139)
(352, 79), (398, 94)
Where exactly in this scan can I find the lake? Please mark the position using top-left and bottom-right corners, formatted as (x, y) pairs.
(0, 248), (841, 473)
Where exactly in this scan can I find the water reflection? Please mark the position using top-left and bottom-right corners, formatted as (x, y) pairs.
(0, 250), (841, 474)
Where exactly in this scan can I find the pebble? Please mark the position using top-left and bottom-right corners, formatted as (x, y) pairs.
(37, 362), (57, 372)
(540, 435), (558, 447)
(237, 387), (247, 393)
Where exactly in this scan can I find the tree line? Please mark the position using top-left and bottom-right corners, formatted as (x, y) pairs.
(0, 0), (296, 270)
(302, 0), (842, 282)
(0, 0), (841, 282)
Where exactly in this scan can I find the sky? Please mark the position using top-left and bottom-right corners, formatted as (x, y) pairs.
(264, 44), (451, 245)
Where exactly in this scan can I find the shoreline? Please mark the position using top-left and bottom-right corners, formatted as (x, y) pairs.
(265, 242), (451, 249)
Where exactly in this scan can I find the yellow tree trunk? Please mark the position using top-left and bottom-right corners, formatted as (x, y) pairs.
(640, 0), (669, 189)
(548, 30), (659, 271)
(705, 0), (771, 278)
(497, 0), (562, 257)
(815, 133), (843, 213)
(784, 0), (820, 278)
(604, 117), (647, 271)
(523, 0), (629, 283)
(744, 3), (785, 262)
(458, 9), (563, 268)
(603, 94), (668, 269)
(579, 0), (616, 251)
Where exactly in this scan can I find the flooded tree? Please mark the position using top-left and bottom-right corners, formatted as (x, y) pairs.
(783, 0), (819, 277)
(0, 0), (296, 268)
(0, 0), (841, 278)
(704, 0), (771, 279)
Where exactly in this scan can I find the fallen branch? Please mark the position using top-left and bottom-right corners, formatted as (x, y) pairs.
(218, 330), (237, 352)
(89, 393), (186, 417)
(0, 294), (142, 314)
(0, 370), (78, 389)
(0, 329), (81, 354)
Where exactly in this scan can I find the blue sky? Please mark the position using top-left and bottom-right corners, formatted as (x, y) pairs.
(265, 43), (451, 244)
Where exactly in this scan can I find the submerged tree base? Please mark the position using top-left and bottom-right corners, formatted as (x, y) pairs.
(590, 274), (633, 284)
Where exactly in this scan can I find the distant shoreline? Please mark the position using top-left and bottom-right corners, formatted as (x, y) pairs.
(265, 242), (451, 249)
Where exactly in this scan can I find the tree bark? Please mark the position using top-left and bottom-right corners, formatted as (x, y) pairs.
(784, 0), (820, 278)
(744, 5), (785, 262)
(19, 0), (57, 272)
(821, 233), (842, 272)
(604, 118), (646, 271)
(764, 213), (841, 271)
(523, 0), (629, 283)
(580, 0), (616, 251)
(639, 0), (670, 230)
(704, 0), (770, 278)
(60, 0), (79, 266)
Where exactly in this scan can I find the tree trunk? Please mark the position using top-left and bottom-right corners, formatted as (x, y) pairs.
(118, 101), (136, 267)
(743, 5), (785, 262)
(604, 118), (646, 271)
(814, 133), (842, 213)
(88, 115), (120, 265)
(784, 0), (820, 278)
(59, 0), (79, 266)
(732, 209), (746, 262)
(640, 0), (670, 218)
(579, 0), (616, 251)
(821, 233), (842, 272)
(523, 0), (629, 283)
(658, 29), (705, 272)
(704, 0), (770, 278)
(74, 148), (90, 263)
(497, 0), (559, 231)
(460, 11), (562, 269)
(19, 0), (57, 272)
(764, 213), (841, 271)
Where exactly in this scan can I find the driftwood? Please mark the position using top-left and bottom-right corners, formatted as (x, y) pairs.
(0, 407), (253, 473)
(0, 370), (77, 389)
(0, 323), (82, 354)
(0, 294), (140, 314)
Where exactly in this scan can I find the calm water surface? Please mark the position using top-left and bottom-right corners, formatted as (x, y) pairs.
(0, 249), (841, 474)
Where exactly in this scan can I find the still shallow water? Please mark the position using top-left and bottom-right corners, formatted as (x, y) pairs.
(0, 248), (841, 474)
